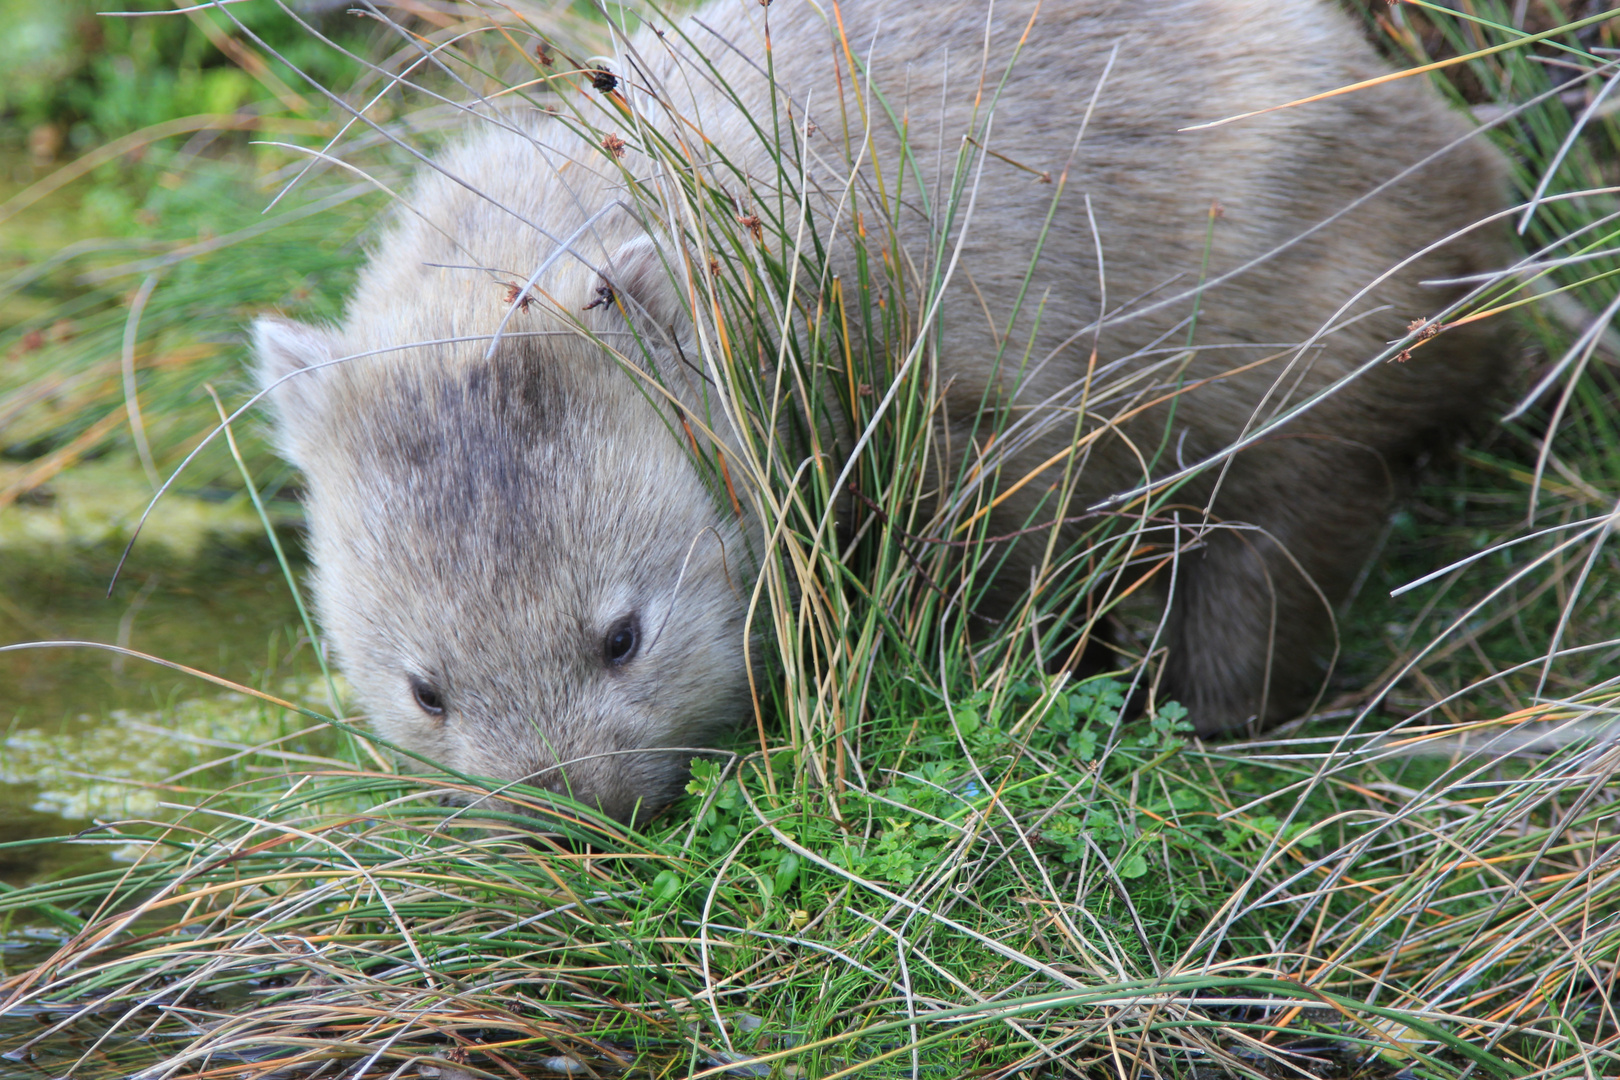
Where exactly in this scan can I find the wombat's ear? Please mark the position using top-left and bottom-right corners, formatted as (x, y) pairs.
(598, 234), (695, 349)
(252, 315), (338, 462)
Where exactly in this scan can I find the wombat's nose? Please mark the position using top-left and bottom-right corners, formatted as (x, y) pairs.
(510, 761), (642, 826)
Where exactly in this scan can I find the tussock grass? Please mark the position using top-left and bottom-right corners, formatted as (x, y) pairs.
(3, 1), (1620, 1077)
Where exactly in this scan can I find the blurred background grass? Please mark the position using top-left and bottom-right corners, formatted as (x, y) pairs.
(0, 0), (371, 490)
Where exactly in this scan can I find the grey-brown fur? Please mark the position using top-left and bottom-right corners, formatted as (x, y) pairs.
(255, 0), (1510, 823)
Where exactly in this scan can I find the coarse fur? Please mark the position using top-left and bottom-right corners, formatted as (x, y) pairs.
(256, 0), (1511, 824)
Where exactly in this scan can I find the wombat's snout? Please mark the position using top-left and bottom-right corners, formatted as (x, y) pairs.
(432, 746), (699, 829)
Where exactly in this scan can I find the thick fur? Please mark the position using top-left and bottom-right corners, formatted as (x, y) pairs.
(256, 0), (1510, 823)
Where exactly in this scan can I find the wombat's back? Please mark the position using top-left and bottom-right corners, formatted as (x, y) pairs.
(730, 0), (1510, 726)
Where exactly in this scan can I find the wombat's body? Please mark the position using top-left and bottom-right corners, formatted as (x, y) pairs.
(257, 0), (1510, 823)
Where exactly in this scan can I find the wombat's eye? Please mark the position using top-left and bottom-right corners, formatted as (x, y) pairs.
(410, 677), (446, 716)
(604, 616), (639, 666)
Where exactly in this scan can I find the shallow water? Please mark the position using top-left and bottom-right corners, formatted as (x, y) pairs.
(0, 459), (326, 888)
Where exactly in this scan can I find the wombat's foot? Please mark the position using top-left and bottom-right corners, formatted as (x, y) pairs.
(1162, 513), (1369, 736)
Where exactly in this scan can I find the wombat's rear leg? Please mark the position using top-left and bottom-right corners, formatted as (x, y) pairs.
(1161, 446), (1393, 735)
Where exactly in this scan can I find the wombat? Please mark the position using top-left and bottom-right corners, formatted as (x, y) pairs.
(254, 0), (1510, 824)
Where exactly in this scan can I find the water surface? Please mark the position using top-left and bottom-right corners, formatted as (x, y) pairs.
(1, 459), (327, 888)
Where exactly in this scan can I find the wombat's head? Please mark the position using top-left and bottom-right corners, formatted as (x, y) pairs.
(252, 316), (755, 826)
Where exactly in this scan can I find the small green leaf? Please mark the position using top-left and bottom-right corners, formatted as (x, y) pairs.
(772, 852), (800, 895)
(651, 869), (682, 901)
(1072, 728), (1098, 761)
(685, 757), (722, 796)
